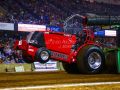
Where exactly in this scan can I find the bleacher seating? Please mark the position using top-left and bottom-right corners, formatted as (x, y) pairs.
(0, 0), (120, 25)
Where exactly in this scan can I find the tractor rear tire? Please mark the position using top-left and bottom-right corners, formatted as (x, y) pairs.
(62, 62), (80, 74)
(77, 46), (105, 74)
(22, 55), (34, 63)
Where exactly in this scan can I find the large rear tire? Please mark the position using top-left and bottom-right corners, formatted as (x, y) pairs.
(105, 50), (118, 73)
(62, 62), (80, 74)
(22, 55), (34, 63)
(77, 46), (105, 74)
(22, 51), (34, 63)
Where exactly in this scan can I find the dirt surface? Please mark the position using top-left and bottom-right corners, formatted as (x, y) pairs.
(0, 71), (120, 88)
(30, 84), (120, 90)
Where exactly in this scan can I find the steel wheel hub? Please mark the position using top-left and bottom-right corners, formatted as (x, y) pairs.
(88, 52), (102, 69)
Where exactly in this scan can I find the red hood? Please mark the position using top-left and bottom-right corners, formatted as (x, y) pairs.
(44, 32), (76, 54)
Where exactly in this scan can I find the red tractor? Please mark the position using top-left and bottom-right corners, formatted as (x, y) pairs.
(14, 14), (120, 74)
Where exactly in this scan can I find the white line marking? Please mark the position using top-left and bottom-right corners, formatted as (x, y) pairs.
(1, 82), (120, 90)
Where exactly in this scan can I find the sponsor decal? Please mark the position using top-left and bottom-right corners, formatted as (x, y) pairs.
(51, 51), (68, 60)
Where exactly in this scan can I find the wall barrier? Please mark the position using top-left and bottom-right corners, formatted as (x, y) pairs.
(0, 62), (64, 73)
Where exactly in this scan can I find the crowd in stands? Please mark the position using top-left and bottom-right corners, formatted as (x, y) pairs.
(0, 0), (65, 26)
(0, 31), (27, 64)
(0, 38), (24, 64)
(0, 0), (120, 25)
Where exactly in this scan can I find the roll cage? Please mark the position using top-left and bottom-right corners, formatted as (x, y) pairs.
(63, 14), (85, 35)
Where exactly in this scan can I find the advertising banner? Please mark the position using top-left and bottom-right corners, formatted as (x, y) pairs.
(0, 23), (14, 31)
(33, 60), (58, 72)
(47, 25), (62, 32)
(18, 24), (46, 32)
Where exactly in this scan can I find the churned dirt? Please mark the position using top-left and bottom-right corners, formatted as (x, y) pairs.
(0, 71), (120, 89)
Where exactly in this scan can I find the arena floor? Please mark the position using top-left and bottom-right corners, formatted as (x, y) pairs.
(0, 71), (120, 89)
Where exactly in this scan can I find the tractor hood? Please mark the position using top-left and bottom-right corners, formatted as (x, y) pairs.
(44, 32), (77, 54)
(27, 31), (77, 54)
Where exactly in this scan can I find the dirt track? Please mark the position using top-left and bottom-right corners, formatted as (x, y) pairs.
(0, 71), (120, 88)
